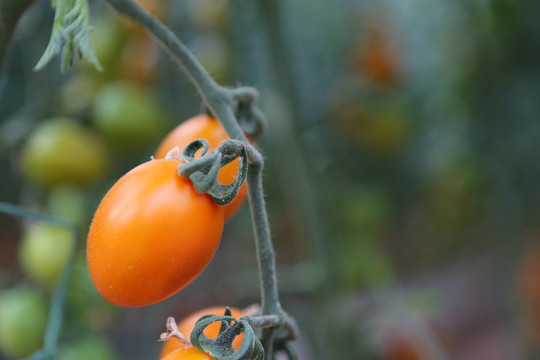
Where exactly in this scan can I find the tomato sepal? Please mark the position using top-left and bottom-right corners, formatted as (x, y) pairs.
(190, 314), (264, 360)
(178, 139), (248, 206)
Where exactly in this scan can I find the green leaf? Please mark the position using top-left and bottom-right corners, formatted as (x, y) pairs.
(35, 0), (102, 72)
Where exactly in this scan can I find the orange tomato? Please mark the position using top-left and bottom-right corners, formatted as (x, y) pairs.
(161, 346), (214, 360)
(87, 159), (224, 307)
(355, 27), (401, 87)
(155, 114), (247, 220)
(160, 306), (244, 358)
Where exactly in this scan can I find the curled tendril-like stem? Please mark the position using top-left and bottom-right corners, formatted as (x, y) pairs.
(191, 314), (264, 360)
(177, 139), (248, 205)
(228, 87), (266, 140)
(234, 101), (266, 140)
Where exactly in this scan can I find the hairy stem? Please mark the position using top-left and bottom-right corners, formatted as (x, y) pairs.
(102, 0), (286, 355)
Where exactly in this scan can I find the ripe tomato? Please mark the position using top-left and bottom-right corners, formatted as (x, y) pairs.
(91, 81), (166, 149)
(354, 27), (401, 87)
(20, 118), (107, 187)
(87, 159), (224, 307)
(19, 223), (74, 289)
(0, 287), (48, 358)
(155, 114), (247, 220)
(160, 306), (245, 358)
(161, 346), (214, 360)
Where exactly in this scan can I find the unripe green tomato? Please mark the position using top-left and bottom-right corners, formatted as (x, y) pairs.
(61, 72), (101, 115)
(89, 13), (128, 69)
(20, 118), (108, 187)
(91, 81), (166, 148)
(20, 223), (74, 289)
(58, 336), (117, 360)
(46, 186), (87, 226)
(0, 287), (48, 358)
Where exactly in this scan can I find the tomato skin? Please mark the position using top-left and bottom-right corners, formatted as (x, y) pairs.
(160, 306), (245, 358)
(161, 346), (214, 360)
(155, 114), (247, 220)
(0, 287), (48, 358)
(87, 159), (224, 307)
(20, 118), (107, 187)
(20, 223), (74, 289)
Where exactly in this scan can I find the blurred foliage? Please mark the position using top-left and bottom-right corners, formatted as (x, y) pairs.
(1, 0), (540, 359)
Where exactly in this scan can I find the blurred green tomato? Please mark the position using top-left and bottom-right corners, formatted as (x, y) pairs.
(47, 186), (87, 226)
(61, 72), (101, 115)
(58, 336), (117, 360)
(190, 33), (232, 82)
(90, 13), (128, 69)
(186, 0), (229, 30)
(20, 224), (74, 288)
(0, 287), (48, 358)
(91, 81), (166, 148)
(20, 118), (108, 187)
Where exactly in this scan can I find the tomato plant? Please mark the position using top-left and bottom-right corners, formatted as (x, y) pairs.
(0, 287), (48, 358)
(19, 118), (107, 187)
(87, 159), (224, 307)
(91, 81), (166, 148)
(161, 346), (214, 360)
(155, 114), (247, 220)
(160, 306), (245, 358)
(19, 223), (74, 289)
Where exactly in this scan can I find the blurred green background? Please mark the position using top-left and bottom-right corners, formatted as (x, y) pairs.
(1, 0), (540, 359)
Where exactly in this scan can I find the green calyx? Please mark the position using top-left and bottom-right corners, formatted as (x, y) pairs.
(191, 312), (264, 360)
(177, 139), (248, 206)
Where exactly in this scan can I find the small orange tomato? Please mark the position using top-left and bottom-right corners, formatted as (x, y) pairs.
(161, 346), (214, 360)
(160, 306), (245, 358)
(155, 114), (247, 221)
(87, 159), (224, 307)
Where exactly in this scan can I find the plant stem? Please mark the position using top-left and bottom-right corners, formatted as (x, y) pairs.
(102, 0), (287, 356)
